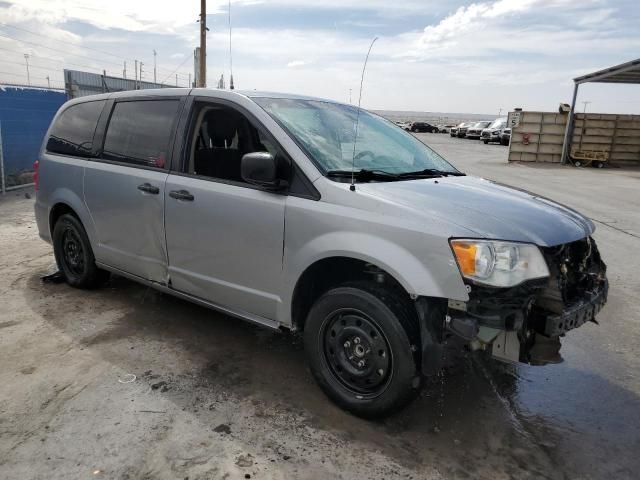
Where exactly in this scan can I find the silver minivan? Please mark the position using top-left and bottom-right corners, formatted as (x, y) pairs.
(35, 88), (608, 417)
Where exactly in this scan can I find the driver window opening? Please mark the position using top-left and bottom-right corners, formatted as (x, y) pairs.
(187, 103), (277, 183)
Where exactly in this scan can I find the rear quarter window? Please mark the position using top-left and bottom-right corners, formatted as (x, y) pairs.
(101, 100), (180, 169)
(46, 100), (106, 157)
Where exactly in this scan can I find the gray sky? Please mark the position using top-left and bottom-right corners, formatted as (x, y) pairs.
(0, 0), (639, 114)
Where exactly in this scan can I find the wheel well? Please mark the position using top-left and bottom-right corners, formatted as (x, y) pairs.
(291, 257), (415, 333)
(49, 203), (77, 234)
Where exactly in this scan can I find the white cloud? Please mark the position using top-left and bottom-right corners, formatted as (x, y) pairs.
(286, 60), (309, 68)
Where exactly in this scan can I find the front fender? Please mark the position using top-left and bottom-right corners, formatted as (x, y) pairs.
(280, 230), (469, 325)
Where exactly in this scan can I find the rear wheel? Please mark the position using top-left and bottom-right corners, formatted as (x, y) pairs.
(304, 282), (420, 418)
(52, 214), (109, 288)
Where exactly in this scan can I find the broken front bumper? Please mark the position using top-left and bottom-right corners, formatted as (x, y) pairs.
(543, 280), (608, 336)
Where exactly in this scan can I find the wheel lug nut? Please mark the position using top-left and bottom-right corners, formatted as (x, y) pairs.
(354, 337), (361, 344)
(344, 341), (351, 348)
(377, 369), (384, 376)
(358, 360), (365, 368)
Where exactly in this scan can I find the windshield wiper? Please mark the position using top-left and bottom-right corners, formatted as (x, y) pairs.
(326, 168), (465, 182)
(397, 168), (465, 178)
(326, 169), (400, 181)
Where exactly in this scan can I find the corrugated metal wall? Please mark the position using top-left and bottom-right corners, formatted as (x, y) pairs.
(64, 69), (174, 98)
(508, 111), (640, 166)
(0, 86), (66, 188)
(507, 111), (568, 163)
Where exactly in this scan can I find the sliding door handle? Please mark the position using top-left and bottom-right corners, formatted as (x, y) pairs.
(137, 183), (160, 194)
(169, 189), (194, 201)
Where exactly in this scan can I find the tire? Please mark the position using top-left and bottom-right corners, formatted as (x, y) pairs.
(304, 281), (420, 418)
(483, 140), (489, 144)
(52, 213), (109, 288)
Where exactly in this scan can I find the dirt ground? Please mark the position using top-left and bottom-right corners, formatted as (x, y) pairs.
(1, 135), (639, 480)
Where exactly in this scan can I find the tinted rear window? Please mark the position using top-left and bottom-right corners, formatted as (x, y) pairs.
(102, 100), (180, 168)
(46, 100), (105, 157)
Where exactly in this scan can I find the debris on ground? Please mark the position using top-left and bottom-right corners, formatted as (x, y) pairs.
(41, 270), (65, 284)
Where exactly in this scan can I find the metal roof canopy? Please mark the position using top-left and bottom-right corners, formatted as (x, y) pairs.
(561, 58), (640, 163)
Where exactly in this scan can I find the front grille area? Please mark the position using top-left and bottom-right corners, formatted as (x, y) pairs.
(536, 237), (607, 314)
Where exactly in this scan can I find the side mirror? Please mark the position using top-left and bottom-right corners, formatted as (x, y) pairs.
(241, 152), (286, 190)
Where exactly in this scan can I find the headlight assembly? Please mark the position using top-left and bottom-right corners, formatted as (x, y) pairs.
(450, 239), (550, 287)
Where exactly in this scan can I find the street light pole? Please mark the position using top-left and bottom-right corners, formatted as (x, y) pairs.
(582, 101), (591, 113)
(153, 49), (157, 84)
(24, 54), (30, 86)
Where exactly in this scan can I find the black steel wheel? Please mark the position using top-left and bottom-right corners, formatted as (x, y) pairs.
(321, 308), (392, 397)
(304, 281), (420, 418)
(61, 226), (85, 276)
(53, 213), (109, 289)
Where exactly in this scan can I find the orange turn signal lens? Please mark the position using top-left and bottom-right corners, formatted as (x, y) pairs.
(451, 241), (477, 276)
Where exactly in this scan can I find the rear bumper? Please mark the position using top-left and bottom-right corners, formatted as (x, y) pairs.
(543, 280), (608, 336)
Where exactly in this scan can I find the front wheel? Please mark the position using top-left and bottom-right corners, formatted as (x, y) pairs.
(52, 214), (109, 288)
(304, 282), (420, 418)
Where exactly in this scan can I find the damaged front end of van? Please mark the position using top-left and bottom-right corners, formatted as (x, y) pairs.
(442, 236), (608, 366)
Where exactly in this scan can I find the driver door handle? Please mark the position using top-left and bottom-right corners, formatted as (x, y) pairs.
(137, 183), (160, 194)
(169, 189), (194, 201)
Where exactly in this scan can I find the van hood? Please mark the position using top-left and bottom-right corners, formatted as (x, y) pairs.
(357, 175), (594, 247)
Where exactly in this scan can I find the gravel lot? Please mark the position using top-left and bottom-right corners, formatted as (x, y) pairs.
(1, 134), (639, 479)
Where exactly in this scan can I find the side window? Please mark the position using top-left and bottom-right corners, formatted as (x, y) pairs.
(46, 100), (105, 157)
(187, 103), (279, 183)
(102, 100), (180, 169)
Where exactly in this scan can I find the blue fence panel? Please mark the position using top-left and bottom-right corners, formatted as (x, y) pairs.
(0, 86), (66, 184)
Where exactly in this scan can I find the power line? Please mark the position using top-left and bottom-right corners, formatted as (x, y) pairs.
(0, 27), (191, 78)
(0, 47), (121, 77)
(159, 55), (191, 85)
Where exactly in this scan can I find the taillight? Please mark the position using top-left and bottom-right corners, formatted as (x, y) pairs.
(33, 160), (39, 191)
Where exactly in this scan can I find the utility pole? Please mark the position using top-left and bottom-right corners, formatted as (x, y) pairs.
(199, 0), (207, 87)
(46, 75), (50, 89)
(140, 62), (144, 86)
(582, 101), (591, 113)
(349, 89), (352, 104)
(134, 60), (138, 89)
(24, 53), (30, 86)
(176, 74), (178, 87)
(123, 61), (127, 79)
(498, 107), (503, 117)
(153, 49), (157, 83)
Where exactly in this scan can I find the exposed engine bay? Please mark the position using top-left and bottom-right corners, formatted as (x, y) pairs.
(446, 236), (608, 365)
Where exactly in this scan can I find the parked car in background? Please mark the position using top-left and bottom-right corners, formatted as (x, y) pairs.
(501, 128), (511, 146)
(456, 122), (475, 138)
(395, 121), (411, 131)
(466, 121), (493, 139)
(437, 124), (457, 134)
(410, 121), (437, 133)
(35, 88), (608, 418)
(481, 118), (507, 144)
(450, 124), (460, 137)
